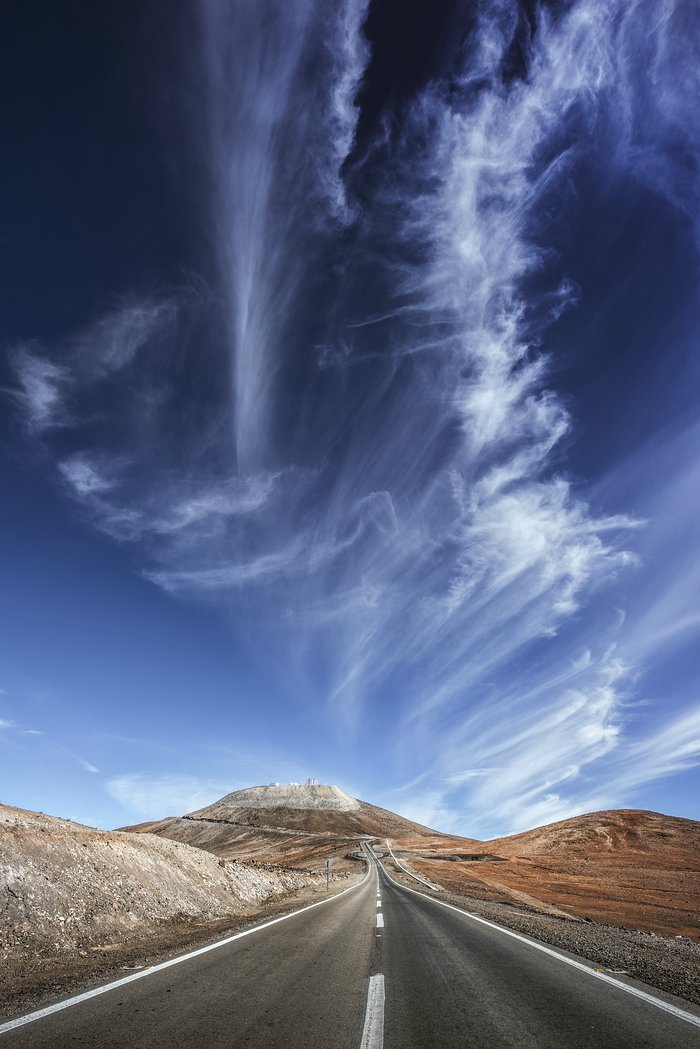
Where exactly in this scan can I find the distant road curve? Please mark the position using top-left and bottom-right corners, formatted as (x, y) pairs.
(384, 839), (443, 891)
(1, 845), (698, 1048)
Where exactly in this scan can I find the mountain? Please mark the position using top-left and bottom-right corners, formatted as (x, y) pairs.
(122, 782), (445, 868)
(392, 809), (700, 939)
(188, 782), (443, 837)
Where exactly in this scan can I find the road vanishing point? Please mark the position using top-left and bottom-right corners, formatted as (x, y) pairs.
(2, 844), (699, 1048)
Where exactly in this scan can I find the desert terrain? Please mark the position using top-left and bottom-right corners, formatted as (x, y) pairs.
(391, 808), (700, 939)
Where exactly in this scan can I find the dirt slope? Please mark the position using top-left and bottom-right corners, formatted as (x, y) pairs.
(0, 803), (327, 953)
(393, 809), (700, 939)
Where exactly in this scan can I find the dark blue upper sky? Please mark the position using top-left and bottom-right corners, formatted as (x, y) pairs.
(2, 0), (699, 836)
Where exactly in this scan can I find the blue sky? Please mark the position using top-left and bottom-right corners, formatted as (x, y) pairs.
(1, 0), (699, 838)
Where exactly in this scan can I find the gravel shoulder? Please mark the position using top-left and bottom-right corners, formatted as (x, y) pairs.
(382, 857), (700, 1008)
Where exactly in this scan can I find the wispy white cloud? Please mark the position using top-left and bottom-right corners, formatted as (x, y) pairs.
(7, 0), (700, 836)
(390, 789), (461, 836)
(35, 739), (103, 776)
(424, 643), (629, 834)
(595, 421), (700, 666)
(11, 301), (174, 440)
(197, 0), (371, 471)
(319, 0), (370, 220)
(148, 474), (279, 535)
(620, 706), (700, 788)
(11, 349), (69, 434)
(360, 0), (700, 831)
(61, 749), (100, 775)
(58, 455), (117, 496)
(611, 0), (700, 242)
(70, 300), (175, 378)
(105, 772), (230, 819)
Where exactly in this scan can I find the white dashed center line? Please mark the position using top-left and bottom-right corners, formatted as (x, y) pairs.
(360, 973), (385, 1049)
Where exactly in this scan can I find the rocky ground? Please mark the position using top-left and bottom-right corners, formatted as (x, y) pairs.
(383, 855), (700, 1007)
(0, 805), (333, 954)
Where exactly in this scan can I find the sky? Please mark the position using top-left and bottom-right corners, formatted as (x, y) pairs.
(1, 0), (699, 839)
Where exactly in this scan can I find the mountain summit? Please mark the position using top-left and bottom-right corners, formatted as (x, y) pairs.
(194, 782), (361, 815)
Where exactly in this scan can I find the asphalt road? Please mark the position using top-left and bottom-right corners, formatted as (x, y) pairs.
(2, 848), (699, 1048)
(374, 856), (700, 1048)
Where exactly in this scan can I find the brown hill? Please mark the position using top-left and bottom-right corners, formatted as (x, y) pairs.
(393, 809), (700, 940)
(123, 782), (442, 868)
(484, 808), (700, 859)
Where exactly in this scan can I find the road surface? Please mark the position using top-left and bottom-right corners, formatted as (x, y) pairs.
(2, 846), (699, 1047)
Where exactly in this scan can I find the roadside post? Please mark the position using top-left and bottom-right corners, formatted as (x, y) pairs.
(325, 858), (333, 890)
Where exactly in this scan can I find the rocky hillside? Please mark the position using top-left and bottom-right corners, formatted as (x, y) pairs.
(0, 804), (327, 953)
(394, 809), (700, 940)
(485, 808), (700, 860)
(202, 783), (360, 812)
(124, 783), (442, 867)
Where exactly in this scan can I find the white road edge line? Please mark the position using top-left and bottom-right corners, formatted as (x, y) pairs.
(385, 839), (442, 892)
(376, 854), (700, 1030)
(0, 862), (374, 1036)
(376, 913), (384, 929)
(360, 973), (385, 1049)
